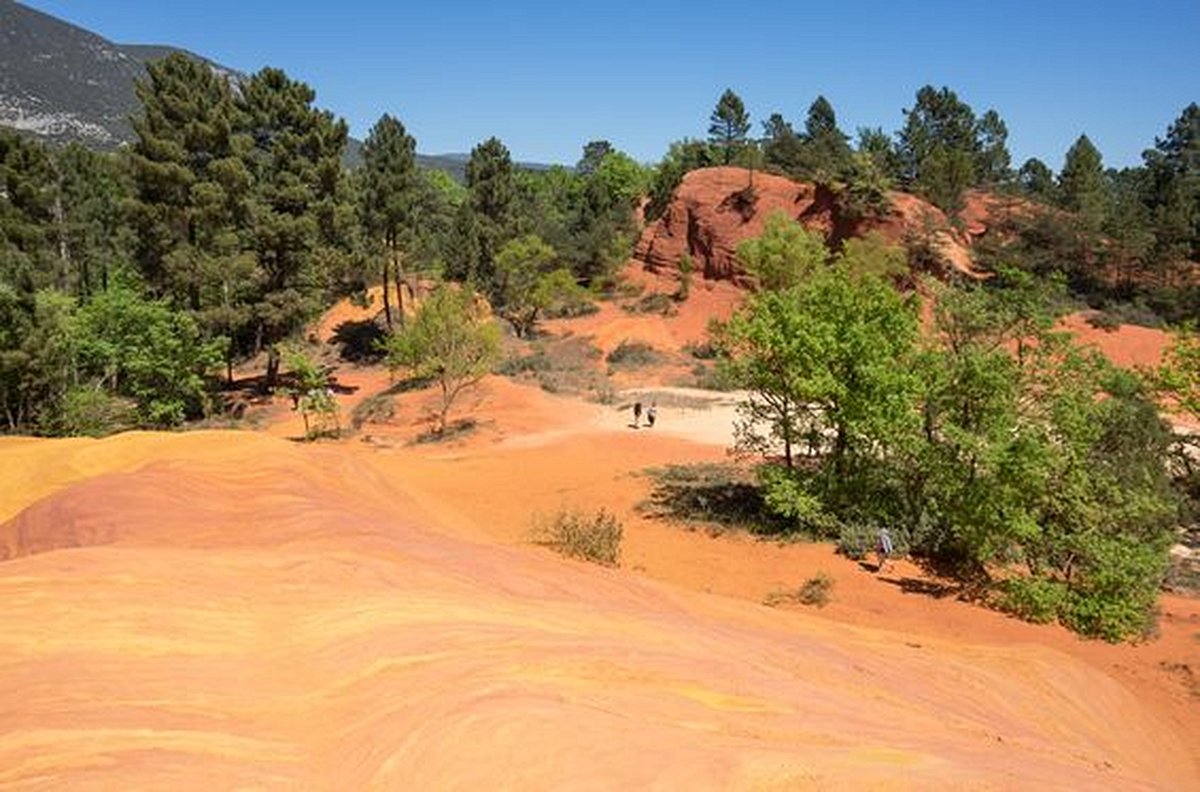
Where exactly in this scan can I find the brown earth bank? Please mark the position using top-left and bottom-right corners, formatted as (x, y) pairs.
(634, 166), (986, 284)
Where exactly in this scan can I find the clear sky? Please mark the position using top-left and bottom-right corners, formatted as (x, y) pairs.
(18, 0), (1200, 169)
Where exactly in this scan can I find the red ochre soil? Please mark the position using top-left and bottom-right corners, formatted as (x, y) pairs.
(635, 166), (985, 283)
(2, 277), (1198, 789)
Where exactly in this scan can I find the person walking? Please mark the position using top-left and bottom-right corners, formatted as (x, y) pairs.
(632, 401), (643, 428)
(646, 403), (657, 428)
(876, 527), (894, 573)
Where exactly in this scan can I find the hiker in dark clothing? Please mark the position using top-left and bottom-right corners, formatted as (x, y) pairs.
(632, 401), (643, 428)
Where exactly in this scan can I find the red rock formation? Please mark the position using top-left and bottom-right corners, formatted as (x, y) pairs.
(635, 166), (986, 283)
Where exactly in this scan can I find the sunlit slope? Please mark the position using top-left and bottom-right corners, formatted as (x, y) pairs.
(0, 433), (1192, 788)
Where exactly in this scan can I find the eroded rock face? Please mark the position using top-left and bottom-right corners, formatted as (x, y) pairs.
(634, 166), (984, 283)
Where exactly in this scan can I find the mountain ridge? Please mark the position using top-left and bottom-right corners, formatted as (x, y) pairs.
(0, 0), (557, 177)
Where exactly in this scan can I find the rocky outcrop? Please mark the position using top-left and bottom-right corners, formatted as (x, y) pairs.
(635, 166), (986, 283)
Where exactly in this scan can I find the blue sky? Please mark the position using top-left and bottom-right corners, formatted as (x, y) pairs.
(20, 0), (1200, 169)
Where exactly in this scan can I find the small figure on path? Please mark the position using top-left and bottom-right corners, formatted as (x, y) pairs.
(876, 527), (894, 573)
(646, 403), (657, 428)
(632, 400), (643, 428)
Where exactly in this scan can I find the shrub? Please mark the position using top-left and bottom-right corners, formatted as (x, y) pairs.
(350, 393), (395, 430)
(624, 292), (676, 316)
(534, 508), (623, 566)
(606, 339), (660, 368)
(997, 577), (1069, 624)
(682, 340), (717, 360)
(57, 385), (135, 437)
(764, 572), (835, 608)
(836, 521), (879, 561)
(640, 463), (786, 534)
(798, 572), (835, 606)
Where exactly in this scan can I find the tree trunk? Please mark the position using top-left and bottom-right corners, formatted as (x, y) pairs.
(266, 345), (280, 392)
(381, 249), (393, 328)
(394, 245), (406, 328)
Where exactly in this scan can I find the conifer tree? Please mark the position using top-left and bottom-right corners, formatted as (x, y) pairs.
(128, 53), (248, 312)
(708, 89), (751, 165)
(798, 95), (851, 182)
(239, 67), (349, 385)
(465, 137), (516, 294)
(1058, 134), (1107, 229)
(361, 113), (418, 327)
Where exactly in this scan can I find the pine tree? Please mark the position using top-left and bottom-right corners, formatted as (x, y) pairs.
(465, 137), (516, 295)
(1018, 158), (1056, 202)
(1143, 103), (1200, 261)
(238, 67), (349, 386)
(797, 95), (851, 182)
(361, 113), (418, 327)
(897, 85), (981, 210)
(128, 53), (247, 312)
(975, 109), (1012, 185)
(1058, 134), (1107, 229)
(708, 89), (751, 165)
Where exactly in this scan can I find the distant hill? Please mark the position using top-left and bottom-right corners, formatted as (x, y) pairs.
(0, 0), (240, 147)
(0, 0), (559, 178)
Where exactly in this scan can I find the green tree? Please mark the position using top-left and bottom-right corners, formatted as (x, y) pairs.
(797, 95), (851, 182)
(361, 113), (419, 327)
(73, 286), (223, 427)
(975, 109), (1012, 185)
(1143, 103), (1200, 262)
(708, 89), (751, 165)
(897, 85), (984, 211)
(494, 234), (560, 337)
(577, 140), (614, 176)
(1058, 134), (1107, 229)
(717, 256), (919, 473)
(0, 286), (74, 432)
(762, 113), (802, 175)
(1017, 157), (1056, 202)
(840, 151), (894, 222)
(466, 137), (517, 295)
(855, 126), (903, 183)
(283, 344), (339, 439)
(734, 211), (826, 291)
(1, 131), (63, 288)
(645, 138), (716, 221)
(239, 67), (350, 387)
(128, 53), (248, 312)
(383, 284), (502, 433)
(54, 145), (134, 298)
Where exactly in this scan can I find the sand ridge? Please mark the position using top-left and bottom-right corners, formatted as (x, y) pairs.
(2, 426), (1198, 788)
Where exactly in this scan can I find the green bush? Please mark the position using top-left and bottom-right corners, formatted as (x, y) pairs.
(1059, 536), (1168, 642)
(534, 508), (623, 566)
(998, 577), (1069, 624)
(57, 385), (135, 437)
(836, 521), (878, 561)
(606, 339), (660, 368)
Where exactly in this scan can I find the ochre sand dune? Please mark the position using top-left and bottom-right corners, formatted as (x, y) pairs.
(2, 432), (1196, 788)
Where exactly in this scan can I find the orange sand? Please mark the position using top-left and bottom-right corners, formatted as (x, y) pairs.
(2, 281), (1198, 788)
(2, 430), (1197, 788)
